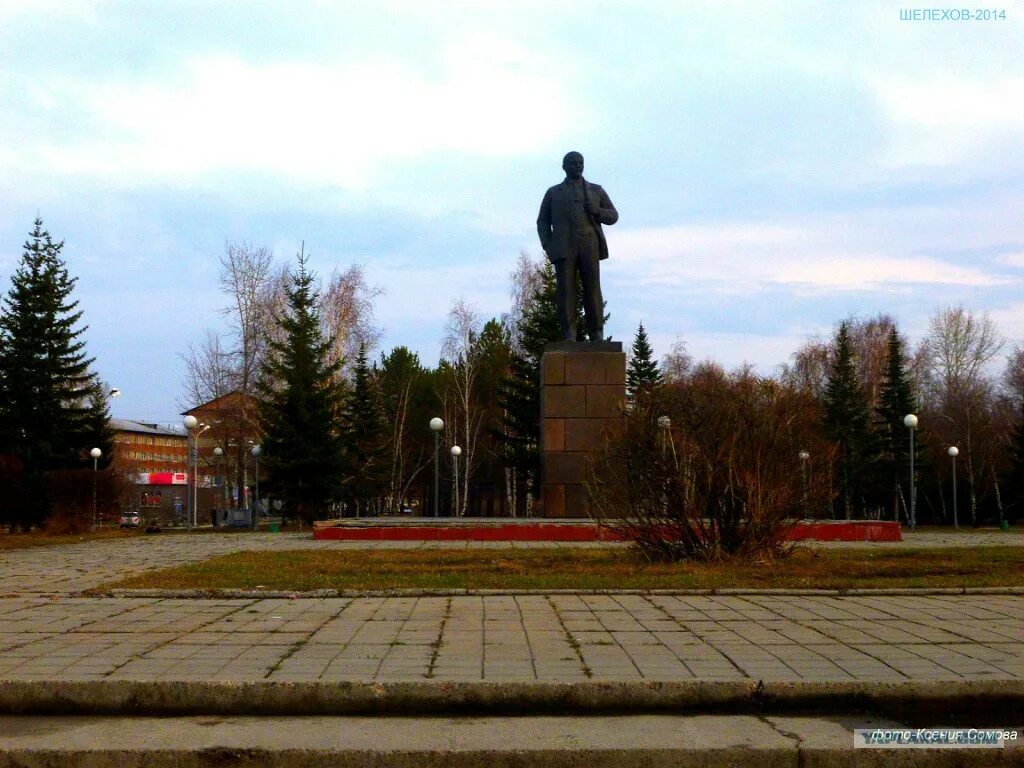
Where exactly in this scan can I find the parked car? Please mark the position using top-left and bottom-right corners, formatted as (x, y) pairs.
(119, 511), (141, 528)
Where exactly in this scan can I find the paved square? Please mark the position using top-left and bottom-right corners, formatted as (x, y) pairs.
(0, 531), (1021, 685)
(0, 592), (1021, 683)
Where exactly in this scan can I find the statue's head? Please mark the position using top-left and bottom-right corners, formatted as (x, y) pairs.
(562, 151), (584, 179)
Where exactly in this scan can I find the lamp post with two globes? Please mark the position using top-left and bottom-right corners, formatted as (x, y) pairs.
(182, 416), (210, 529)
(183, 416), (198, 530)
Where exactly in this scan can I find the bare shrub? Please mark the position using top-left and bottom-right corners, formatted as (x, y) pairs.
(587, 368), (834, 562)
(43, 469), (127, 534)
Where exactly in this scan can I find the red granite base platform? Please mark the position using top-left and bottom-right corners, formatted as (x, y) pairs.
(312, 519), (902, 543)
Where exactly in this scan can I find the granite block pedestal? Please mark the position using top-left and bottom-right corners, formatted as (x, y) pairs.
(540, 341), (626, 518)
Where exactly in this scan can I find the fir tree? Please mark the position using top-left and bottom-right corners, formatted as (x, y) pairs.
(256, 249), (347, 523)
(874, 327), (919, 522)
(340, 342), (388, 514)
(79, 382), (114, 469)
(626, 322), (663, 400)
(0, 218), (94, 467)
(498, 263), (563, 500)
(822, 322), (878, 519)
(0, 219), (95, 525)
(1004, 395), (1024, 521)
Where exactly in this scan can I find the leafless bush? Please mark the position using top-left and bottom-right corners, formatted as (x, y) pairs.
(43, 469), (127, 534)
(587, 368), (834, 562)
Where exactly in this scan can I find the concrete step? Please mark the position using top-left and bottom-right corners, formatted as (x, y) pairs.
(1, 714), (1021, 767)
(2, 679), (1023, 724)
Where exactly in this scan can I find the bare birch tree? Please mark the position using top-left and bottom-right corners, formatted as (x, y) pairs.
(779, 338), (830, 400)
(181, 330), (233, 408)
(322, 265), (383, 377)
(1004, 345), (1024, 401)
(920, 306), (1004, 399)
(848, 314), (896, 411)
(259, 261), (382, 382)
(918, 306), (1004, 524)
(661, 339), (693, 384)
(218, 242), (274, 505)
(506, 252), (545, 351)
(441, 299), (484, 516)
(220, 242), (274, 392)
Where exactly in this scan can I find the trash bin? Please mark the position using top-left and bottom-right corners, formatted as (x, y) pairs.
(269, 523), (280, 533)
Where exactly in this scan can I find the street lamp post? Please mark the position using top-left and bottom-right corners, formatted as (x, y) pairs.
(183, 416), (198, 530)
(657, 415), (671, 460)
(450, 445), (462, 518)
(798, 450), (810, 518)
(90, 447), (102, 529)
(430, 418), (444, 517)
(213, 446), (223, 526)
(250, 445), (261, 529)
(948, 446), (959, 530)
(904, 414), (918, 530)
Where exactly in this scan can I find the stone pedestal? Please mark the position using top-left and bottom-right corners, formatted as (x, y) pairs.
(540, 341), (626, 518)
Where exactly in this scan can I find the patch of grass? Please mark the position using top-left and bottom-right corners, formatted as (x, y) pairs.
(0, 528), (144, 551)
(94, 546), (1024, 592)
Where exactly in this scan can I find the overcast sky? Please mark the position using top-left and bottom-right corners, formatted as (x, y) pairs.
(1, 0), (1022, 424)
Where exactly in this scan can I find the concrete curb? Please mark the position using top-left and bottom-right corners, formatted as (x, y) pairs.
(1, 679), (1021, 723)
(86, 586), (1024, 599)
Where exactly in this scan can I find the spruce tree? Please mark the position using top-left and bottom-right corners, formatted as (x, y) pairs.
(256, 249), (347, 523)
(626, 322), (663, 400)
(1004, 395), (1024, 521)
(0, 218), (94, 467)
(340, 342), (388, 514)
(822, 322), (878, 519)
(0, 219), (95, 525)
(79, 383), (114, 469)
(498, 263), (563, 499)
(874, 327), (919, 522)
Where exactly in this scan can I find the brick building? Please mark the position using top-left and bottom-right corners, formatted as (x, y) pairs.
(110, 419), (190, 523)
(182, 391), (262, 516)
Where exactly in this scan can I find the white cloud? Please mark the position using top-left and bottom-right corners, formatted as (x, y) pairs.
(12, 43), (569, 188)
(0, 0), (97, 22)
(1000, 253), (1024, 269)
(989, 302), (1024, 342)
(605, 220), (1007, 293)
(872, 76), (1024, 168)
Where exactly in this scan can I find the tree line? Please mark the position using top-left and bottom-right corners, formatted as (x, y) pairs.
(780, 311), (1024, 525)
(1, 219), (1020, 529)
(203, 241), (1024, 527)
(195, 245), (588, 520)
